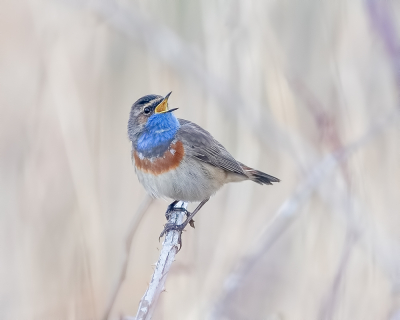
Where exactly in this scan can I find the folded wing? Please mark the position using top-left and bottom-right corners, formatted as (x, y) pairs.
(177, 119), (247, 177)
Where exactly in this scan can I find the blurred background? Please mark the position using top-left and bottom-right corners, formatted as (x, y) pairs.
(1, 0), (400, 319)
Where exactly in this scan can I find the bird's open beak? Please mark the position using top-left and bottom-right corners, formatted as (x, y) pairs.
(155, 92), (178, 114)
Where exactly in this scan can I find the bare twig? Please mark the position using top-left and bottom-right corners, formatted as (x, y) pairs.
(132, 201), (188, 320)
(103, 194), (154, 320)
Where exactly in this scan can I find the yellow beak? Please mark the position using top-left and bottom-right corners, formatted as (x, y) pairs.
(155, 92), (172, 114)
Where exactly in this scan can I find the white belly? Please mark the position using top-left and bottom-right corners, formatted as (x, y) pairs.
(134, 158), (227, 202)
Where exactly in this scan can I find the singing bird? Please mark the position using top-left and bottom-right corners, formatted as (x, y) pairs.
(128, 92), (279, 244)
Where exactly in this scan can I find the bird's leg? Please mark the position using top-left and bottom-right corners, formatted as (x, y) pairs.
(159, 198), (209, 250)
(165, 200), (179, 220)
(165, 200), (195, 228)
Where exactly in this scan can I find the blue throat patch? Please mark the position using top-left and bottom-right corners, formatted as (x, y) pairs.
(136, 113), (180, 158)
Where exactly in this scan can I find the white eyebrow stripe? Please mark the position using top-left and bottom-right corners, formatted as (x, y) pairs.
(141, 99), (162, 110)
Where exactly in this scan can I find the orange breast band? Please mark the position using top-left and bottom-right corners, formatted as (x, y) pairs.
(133, 141), (184, 175)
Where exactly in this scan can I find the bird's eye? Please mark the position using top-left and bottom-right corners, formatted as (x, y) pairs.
(143, 107), (151, 114)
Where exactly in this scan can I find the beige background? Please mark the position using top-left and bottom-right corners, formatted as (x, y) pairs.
(1, 0), (400, 319)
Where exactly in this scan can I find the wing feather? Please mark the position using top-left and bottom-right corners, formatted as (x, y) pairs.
(177, 119), (247, 176)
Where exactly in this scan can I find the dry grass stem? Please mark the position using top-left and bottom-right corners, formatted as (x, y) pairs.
(211, 108), (400, 319)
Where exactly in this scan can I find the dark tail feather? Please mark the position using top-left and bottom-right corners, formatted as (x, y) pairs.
(239, 163), (280, 185)
(249, 170), (280, 185)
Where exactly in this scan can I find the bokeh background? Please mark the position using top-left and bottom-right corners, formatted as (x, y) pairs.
(1, 0), (400, 319)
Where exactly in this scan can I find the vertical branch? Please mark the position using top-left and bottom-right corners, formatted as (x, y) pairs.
(134, 201), (188, 320)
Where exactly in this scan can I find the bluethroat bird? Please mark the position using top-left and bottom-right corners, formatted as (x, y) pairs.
(128, 92), (279, 247)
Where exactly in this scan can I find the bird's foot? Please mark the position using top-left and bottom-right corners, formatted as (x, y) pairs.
(159, 222), (186, 250)
(165, 202), (195, 228)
